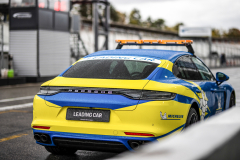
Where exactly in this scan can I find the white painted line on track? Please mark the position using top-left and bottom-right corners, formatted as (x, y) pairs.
(0, 103), (33, 111)
(0, 96), (34, 103)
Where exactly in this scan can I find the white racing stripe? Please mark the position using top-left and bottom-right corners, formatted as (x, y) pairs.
(0, 96), (34, 103)
(0, 103), (33, 111)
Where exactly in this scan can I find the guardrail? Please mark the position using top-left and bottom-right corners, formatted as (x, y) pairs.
(111, 105), (240, 160)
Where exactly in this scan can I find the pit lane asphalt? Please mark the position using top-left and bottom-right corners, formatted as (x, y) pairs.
(0, 67), (240, 160)
(0, 107), (118, 160)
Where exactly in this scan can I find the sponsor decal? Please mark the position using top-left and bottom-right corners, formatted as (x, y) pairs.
(13, 12), (32, 19)
(160, 111), (183, 120)
(81, 56), (161, 64)
(160, 111), (167, 119)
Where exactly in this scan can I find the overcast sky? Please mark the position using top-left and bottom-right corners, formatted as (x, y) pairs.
(108, 0), (240, 31)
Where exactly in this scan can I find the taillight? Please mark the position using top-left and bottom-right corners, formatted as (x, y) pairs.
(125, 132), (154, 137)
(120, 90), (176, 100)
(114, 90), (142, 99)
(33, 126), (50, 130)
(141, 90), (176, 100)
(37, 87), (59, 95)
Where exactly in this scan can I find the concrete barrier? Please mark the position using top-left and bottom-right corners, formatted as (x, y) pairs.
(111, 106), (240, 160)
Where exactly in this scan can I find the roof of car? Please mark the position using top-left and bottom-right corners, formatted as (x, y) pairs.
(84, 49), (191, 62)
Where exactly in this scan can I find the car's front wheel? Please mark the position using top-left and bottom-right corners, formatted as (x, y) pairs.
(185, 108), (198, 128)
(45, 146), (77, 155)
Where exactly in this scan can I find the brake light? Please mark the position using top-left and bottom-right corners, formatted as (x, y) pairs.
(125, 132), (154, 137)
(33, 126), (50, 130)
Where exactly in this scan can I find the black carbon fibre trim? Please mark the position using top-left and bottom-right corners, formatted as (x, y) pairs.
(53, 138), (128, 153)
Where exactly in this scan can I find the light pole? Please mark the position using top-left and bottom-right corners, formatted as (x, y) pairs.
(0, 15), (4, 73)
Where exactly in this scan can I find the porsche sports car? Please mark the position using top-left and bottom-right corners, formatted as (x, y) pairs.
(31, 40), (235, 154)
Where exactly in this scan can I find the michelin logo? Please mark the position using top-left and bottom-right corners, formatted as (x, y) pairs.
(160, 111), (183, 120)
(82, 56), (161, 64)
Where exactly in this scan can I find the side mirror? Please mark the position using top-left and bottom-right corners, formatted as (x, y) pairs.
(216, 72), (229, 85)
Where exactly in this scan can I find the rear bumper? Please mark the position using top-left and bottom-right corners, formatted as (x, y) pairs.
(32, 95), (188, 152)
(33, 129), (157, 152)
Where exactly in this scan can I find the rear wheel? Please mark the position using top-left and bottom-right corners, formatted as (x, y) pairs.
(229, 93), (235, 108)
(45, 146), (77, 155)
(185, 108), (198, 128)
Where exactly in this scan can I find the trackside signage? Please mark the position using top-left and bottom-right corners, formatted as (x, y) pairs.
(13, 12), (32, 19)
(179, 26), (212, 37)
(81, 56), (161, 64)
(0, 0), (8, 4)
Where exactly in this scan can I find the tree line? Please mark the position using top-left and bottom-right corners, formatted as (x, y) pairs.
(78, 4), (240, 39)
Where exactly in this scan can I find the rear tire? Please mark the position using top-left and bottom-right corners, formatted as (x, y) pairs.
(45, 146), (77, 155)
(229, 93), (235, 108)
(185, 108), (198, 128)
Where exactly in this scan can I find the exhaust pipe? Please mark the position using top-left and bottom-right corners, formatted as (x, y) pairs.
(130, 141), (140, 149)
(40, 134), (49, 143)
(34, 134), (41, 142)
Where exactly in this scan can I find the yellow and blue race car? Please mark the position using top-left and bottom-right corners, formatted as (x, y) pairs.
(31, 40), (235, 154)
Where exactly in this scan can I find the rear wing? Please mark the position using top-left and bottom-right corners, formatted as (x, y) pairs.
(115, 40), (195, 55)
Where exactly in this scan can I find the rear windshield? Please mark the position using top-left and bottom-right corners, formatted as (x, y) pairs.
(63, 59), (159, 80)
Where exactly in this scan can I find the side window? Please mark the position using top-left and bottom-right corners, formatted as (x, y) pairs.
(173, 56), (202, 80)
(173, 61), (186, 79)
(191, 57), (215, 81)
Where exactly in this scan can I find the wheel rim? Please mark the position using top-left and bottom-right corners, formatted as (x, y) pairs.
(189, 113), (197, 125)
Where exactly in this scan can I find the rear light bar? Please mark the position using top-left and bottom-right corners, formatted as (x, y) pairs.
(125, 132), (154, 137)
(116, 39), (193, 45)
(33, 126), (50, 130)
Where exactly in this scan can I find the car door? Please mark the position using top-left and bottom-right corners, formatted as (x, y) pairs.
(191, 57), (225, 116)
(173, 55), (214, 120)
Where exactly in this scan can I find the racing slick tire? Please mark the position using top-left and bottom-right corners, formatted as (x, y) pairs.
(185, 108), (198, 128)
(45, 146), (77, 155)
(229, 93), (235, 108)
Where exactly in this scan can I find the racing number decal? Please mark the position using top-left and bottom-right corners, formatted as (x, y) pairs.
(187, 81), (209, 120)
